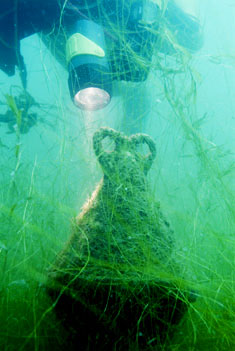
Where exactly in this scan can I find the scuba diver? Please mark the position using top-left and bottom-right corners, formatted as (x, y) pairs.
(0, 1), (202, 114)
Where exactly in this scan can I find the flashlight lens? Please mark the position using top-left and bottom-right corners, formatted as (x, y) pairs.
(74, 87), (110, 111)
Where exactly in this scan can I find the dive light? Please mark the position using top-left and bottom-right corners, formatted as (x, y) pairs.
(66, 19), (112, 111)
(65, 1), (159, 111)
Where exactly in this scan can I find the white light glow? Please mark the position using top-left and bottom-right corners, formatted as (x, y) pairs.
(74, 87), (110, 111)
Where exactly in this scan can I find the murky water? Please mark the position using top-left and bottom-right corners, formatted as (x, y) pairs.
(0, 1), (234, 350)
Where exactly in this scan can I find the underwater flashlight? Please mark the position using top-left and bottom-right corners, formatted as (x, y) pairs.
(74, 87), (110, 110)
(66, 19), (112, 111)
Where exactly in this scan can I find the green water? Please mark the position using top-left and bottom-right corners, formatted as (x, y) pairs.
(0, 1), (234, 350)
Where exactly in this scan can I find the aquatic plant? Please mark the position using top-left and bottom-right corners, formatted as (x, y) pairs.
(0, 1), (234, 351)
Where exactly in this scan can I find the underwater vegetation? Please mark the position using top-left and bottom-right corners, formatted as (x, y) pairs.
(46, 126), (192, 350)
(0, 90), (39, 134)
(0, 2), (234, 351)
(0, 86), (58, 135)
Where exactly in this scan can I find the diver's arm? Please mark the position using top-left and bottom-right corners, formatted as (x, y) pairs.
(153, 0), (199, 18)
(173, 0), (199, 18)
(162, 0), (203, 53)
(0, 0), (64, 77)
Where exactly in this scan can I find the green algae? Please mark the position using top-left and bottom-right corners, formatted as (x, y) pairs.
(0, 1), (234, 350)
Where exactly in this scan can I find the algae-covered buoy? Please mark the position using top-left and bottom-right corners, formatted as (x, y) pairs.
(47, 127), (193, 351)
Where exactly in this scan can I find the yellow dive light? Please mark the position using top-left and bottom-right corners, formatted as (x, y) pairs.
(66, 20), (112, 111)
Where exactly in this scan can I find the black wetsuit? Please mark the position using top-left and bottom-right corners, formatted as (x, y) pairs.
(0, 1), (202, 81)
